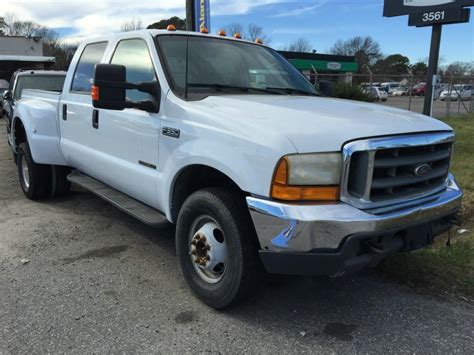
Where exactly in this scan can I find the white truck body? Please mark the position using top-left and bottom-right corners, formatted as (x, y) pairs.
(9, 30), (462, 308)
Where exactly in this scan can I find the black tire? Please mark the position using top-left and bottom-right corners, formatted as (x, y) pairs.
(50, 165), (71, 197)
(17, 142), (52, 200)
(176, 188), (262, 309)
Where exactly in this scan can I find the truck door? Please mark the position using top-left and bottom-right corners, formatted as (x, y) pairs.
(88, 38), (160, 209)
(60, 42), (108, 176)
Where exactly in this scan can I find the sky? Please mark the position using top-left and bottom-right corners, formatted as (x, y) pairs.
(2, 0), (473, 64)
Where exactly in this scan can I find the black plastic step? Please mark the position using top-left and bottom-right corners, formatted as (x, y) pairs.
(67, 171), (169, 228)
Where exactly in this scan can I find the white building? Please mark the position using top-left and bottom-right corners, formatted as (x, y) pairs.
(0, 36), (55, 81)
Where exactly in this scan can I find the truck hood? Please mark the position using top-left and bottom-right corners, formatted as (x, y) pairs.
(193, 95), (452, 153)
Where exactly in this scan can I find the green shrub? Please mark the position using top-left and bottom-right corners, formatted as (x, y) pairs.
(332, 83), (375, 102)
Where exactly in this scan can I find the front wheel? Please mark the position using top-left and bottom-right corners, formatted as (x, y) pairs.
(176, 188), (262, 309)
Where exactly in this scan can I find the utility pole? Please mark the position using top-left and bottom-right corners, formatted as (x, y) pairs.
(423, 24), (442, 116)
(186, 0), (196, 31)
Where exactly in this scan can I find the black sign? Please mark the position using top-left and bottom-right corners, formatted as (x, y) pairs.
(384, 0), (474, 17)
(409, 7), (471, 25)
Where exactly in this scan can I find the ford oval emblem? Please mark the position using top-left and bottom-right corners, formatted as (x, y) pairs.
(414, 164), (432, 177)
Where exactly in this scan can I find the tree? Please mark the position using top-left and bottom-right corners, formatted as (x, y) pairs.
(247, 24), (270, 44)
(372, 54), (410, 75)
(0, 17), (6, 35)
(223, 23), (245, 37)
(329, 36), (382, 74)
(411, 61), (428, 76)
(283, 38), (313, 53)
(147, 17), (186, 30)
(120, 18), (143, 32)
(444, 61), (471, 76)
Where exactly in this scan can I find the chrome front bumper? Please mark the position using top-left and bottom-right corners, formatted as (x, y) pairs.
(247, 175), (462, 253)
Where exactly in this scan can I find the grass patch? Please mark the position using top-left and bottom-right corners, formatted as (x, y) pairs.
(377, 113), (474, 300)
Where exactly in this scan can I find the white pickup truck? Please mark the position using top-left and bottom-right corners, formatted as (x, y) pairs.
(9, 29), (462, 309)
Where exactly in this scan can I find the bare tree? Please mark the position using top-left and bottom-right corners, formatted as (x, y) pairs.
(284, 38), (313, 52)
(223, 23), (245, 37)
(120, 18), (143, 32)
(329, 36), (382, 74)
(247, 24), (271, 44)
(444, 61), (472, 76)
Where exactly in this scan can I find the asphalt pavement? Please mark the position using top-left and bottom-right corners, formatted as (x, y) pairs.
(0, 122), (473, 353)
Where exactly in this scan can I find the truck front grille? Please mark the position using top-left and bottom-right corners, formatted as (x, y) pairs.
(342, 133), (454, 210)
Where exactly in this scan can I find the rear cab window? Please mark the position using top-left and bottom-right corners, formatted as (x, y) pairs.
(13, 75), (66, 100)
(70, 42), (108, 94)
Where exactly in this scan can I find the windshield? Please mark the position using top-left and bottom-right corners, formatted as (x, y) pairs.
(156, 35), (318, 99)
(14, 75), (65, 100)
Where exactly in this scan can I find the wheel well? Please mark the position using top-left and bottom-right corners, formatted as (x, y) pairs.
(13, 118), (27, 150)
(170, 165), (245, 222)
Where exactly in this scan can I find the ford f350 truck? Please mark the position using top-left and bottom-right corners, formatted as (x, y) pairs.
(9, 29), (462, 309)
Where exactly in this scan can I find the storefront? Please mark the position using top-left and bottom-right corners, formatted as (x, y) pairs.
(278, 51), (358, 84)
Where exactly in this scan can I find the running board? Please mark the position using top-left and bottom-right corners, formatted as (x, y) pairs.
(67, 171), (168, 228)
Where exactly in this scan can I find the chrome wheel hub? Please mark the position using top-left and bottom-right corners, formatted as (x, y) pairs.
(20, 155), (30, 189)
(189, 218), (227, 284)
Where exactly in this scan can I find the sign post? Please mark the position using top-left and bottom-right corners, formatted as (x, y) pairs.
(186, 0), (211, 32)
(383, 0), (473, 116)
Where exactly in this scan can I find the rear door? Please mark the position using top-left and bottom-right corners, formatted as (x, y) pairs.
(60, 41), (108, 175)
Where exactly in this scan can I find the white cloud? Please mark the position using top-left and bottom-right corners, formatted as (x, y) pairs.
(270, 0), (329, 18)
(1, 0), (287, 43)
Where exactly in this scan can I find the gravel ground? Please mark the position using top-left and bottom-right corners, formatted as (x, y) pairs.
(1, 122), (473, 353)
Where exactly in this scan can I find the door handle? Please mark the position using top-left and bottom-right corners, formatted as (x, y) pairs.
(92, 109), (99, 129)
(62, 104), (67, 121)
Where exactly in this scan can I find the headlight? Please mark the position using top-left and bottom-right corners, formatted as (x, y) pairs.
(271, 153), (342, 202)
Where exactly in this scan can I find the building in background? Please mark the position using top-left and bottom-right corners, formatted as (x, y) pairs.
(0, 36), (55, 81)
(279, 51), (358, 85)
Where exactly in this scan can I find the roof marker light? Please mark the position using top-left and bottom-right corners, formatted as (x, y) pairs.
(200, 27), (209, 34)
(255, 38), (263, 44)
(217, 29), (226, 36)
(167, 25), (177, 31)
(233, 33), (242, 39)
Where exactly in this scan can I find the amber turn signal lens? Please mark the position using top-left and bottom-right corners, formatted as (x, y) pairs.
(91, 85), (99, 101)
(271, 185), (340, 201)
(270, 157), (340, 201)
(167, 24), (177, 31)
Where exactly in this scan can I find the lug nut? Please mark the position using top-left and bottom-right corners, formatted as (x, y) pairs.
(191, 250), (197, 255)
(205, 255), (210, 261)
(199, 260), (207, 266)
(191, 240), (197, 246)
(204, 245), (211, 251)
(200, 236), (206, 242)
(194, 258), (201, 264)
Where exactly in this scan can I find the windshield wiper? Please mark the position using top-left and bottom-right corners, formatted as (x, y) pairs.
(265, 87), (319, 96)
(187, 83), (285, 95)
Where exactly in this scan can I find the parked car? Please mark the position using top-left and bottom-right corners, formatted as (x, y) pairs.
(2, 70), (66, 135)
(10, 30), (462, 309)
(412, 83), (427, 96)
(440, 85), (473, 101)
(0, 79), (9, 114)
(391, 87), (409, 96)
(381, 82), (401, 94)
(365, 86), (388, 101)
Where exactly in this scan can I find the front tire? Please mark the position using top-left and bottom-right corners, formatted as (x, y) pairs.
(176, 188), (262, 309)
(17, 142), (52, 200)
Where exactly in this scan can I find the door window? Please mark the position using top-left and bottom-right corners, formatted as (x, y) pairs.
(110, 39), (157, 102)
(71, 42), (108, 93)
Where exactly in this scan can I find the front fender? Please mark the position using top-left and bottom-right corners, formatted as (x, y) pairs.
(14, 100), (66, 166)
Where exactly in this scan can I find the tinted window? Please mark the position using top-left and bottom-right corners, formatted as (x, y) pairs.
(14, 75), (66, 100)
(111, 39), (157, 102)
(71, 42), (107, 93)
